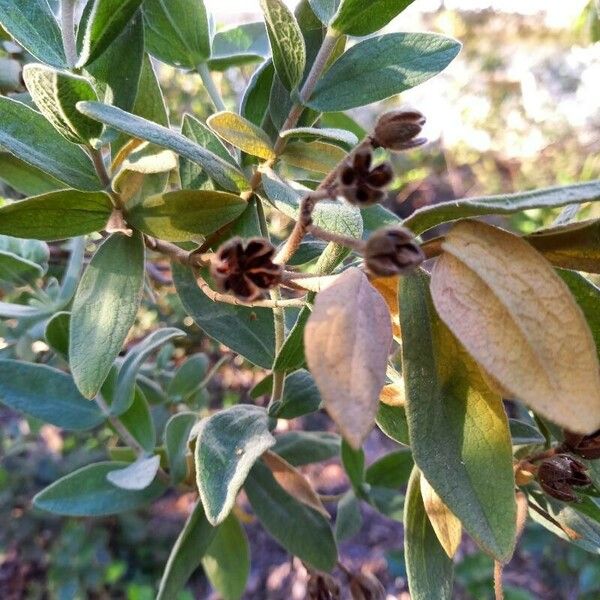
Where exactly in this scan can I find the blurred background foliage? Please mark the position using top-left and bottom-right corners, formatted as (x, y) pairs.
(1, 1), (600, 598)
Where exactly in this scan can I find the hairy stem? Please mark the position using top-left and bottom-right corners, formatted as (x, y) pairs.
(494, 561), (504, 600)
(197, 63), (227, 112)
(60, 0), (78, 68)
(95, 395), (146, 455)
(195, 272), (306, 308)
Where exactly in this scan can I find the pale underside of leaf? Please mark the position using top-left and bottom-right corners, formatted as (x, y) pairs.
(431, 220), (600, 434)
(305, 268), (393, 448)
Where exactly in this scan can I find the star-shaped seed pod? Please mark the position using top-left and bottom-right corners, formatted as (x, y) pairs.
(562, 429), (600, 460)
(364, 226), (425, 277)
(338, 149), (394, 207)
(537, 454), (592, 502)
(210, 237), (282, 301)
(373, 106), (427, 151)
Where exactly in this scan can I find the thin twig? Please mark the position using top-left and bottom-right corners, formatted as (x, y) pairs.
(309, 225), (366, 253)
(95, 395), (146, 455)
(421, 236), (445, 260)
(195, 272), (306, 308)
(197, 63), (227, 112)
(494, 561), (504, 600)
(144, 236), (211, 268)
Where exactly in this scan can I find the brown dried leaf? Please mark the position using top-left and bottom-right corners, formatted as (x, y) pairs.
(380, 382), (405, 407)
(371, 276), (401, 338)
(431, 220), (600, 434)
(420, 475), (462, 558)
(305, 267), (393, 448)
(262, 451), (329, 518)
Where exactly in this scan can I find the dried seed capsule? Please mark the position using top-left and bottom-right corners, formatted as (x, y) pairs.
(373, 106), (427, 151)
(349, 572), (386, 600)
(210, 237), (282, 301)
(307, 572), (341, 600)
(537, 454), (592, 502)
(338, 149), (394, 207)
(563, 429), (600, 460)
(364, 226), (425, 277)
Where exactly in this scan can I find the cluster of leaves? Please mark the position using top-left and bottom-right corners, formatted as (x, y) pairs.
(1, 0), (600, 598)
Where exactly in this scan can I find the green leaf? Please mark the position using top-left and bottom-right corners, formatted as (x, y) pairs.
(112, 328), (185, 415)
(70, 233), (145, 399)
(165, 412), (197, 484)
(262, 172), (363, 238)
(0, 251), (44, 284)
(194, 405), (276, 526)
(272, 307), (311, 372)
(168, 354), (209, 403)
(282, 140), (347, 174)
(558, 270), (600, 357)
(0, 0), (65, 67)
(260, 0), (306, 91)
(23, 64), (103, 145)
(106, 454), (161, 490)
(281, 126), (359, 148)
(400, 272), (517, 561)
(0, 97), (101, 190)
(341, 439), (366, 493)
(241, 60), (275, 127)
(126, 190), (247, 242)
(309, 0), (340, 24)
(366, 449), (414, 489)
(77, 101), (249, 192)
(157, 500), (217, 600)
(0, 360), (104, 430)
(33, 461), (166, 516)
(78, 0), (144, 66)
(404, 468), (454, 600)
(180, 113), (238, 190)
(0, 153), (62, 196)
(143, 0), (211, 69)
(207, 111), (275, 160)
(172, 263), (276, 369)
(271, 431), (341, 466)
(245, 461), (337, 571)
(404, 179), (600, 235)
(0, 191), (112, 241)
(527, 219), (600, 274)
(209, 22), (270, 71)
(308, 33), (461, 111)
(45, 311), (70, 359)
(332, 0), (416, 36)
(509, 419), (545, 445)
(376, 403), (409, 445)
(119, 386), (156, 453)
(202, 514), (250, 600)
(270, 369), (321, 419)
(84, 9), (144, 112)
(335, 490), (362, 542)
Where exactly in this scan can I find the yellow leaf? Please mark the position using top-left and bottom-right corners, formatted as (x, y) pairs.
(282, 140), (347, 174)
(262, 451), (329, 517)
(431, 220), (600, 434)
(305, 268), (393, 448)
(371, 276), (400, 338)
(380, 382), (405, 407)
(420, 475), (462, 558)
(207, 111), (275, 160)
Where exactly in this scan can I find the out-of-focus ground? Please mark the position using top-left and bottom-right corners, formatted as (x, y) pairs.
(2, 2), (600, 599)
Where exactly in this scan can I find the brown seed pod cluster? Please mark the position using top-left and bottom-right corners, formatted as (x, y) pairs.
(562, 429), (600, 460)
(537, 454), (591, 502)
(210, 237), (282, 301)
(338, 149), (394, 207)
(364, 226), (425, 277)
(373, 106), (427, 151)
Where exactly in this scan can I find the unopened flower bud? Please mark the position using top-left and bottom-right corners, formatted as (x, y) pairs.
(338, 149), (394, 207)
(563, 429), (600, 460)
(364, 226), (425, 277)
(537, 454), (591, 502)
(373, 107), (427, 152)
(210, 237), (282, 301)
(350, 572), (386, 600)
